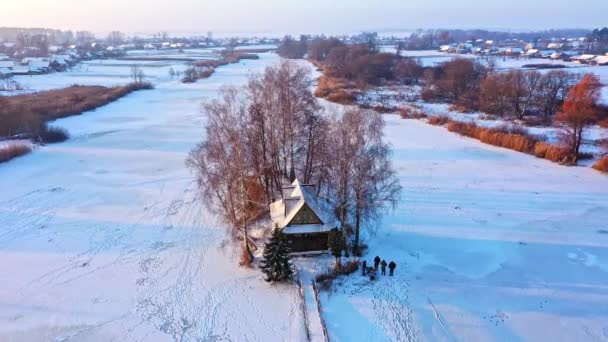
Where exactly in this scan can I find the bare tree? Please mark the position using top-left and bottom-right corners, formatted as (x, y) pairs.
(556, 74), (603, 162)
(107, 31), (124, 45)
(187, 87), (260, 263)
(130, 64), (145, 85)
(328, 109), (401, 254)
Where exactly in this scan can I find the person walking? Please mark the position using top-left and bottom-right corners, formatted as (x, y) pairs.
(374, 256), (381, 271)
(380, 260), (387, 276)
(362, 260), (367, 276)
(389, 261), (396, 276)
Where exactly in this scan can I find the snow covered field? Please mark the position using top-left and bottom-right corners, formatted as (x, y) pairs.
(319, 116), (608, 341)
(0, 53), (307, 341)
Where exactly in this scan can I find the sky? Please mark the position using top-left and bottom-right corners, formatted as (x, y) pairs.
(1, 0), (607, 37)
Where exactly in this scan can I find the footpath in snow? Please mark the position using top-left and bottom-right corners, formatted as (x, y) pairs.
(294, 257), (331, 342)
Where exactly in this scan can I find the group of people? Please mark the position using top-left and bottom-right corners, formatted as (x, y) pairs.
(362, 256), (397, 280)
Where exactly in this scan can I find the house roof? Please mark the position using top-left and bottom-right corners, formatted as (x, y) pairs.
(595, 56), (608, 65)
(572, 54), (596, 61)
(270, 179), (335, 234)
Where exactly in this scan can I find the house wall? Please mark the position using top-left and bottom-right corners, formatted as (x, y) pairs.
(284, 232), (329, 253)
(290, 204), (322, 225)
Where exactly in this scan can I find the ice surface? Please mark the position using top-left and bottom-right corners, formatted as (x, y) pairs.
(0, 52), (307, 341)
(318, 116), (608, 341)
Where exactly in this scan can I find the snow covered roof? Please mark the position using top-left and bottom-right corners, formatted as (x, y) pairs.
(0, 60), (15, 68)
(571, 54), (596, 61)
(594, 56), (608, 65)
(269, 179), (335, 234)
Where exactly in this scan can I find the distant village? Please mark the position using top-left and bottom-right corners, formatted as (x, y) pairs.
(2, 27), (607, 82)
(0, 28), (277, 79)
(438, 37), (608, 66)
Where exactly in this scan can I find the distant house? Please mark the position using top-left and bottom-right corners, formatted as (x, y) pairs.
(525, 49), (540, 57)
(21, 57), (51, 74)
(571, 54), (597, 64)
(539, 50), (556, 58)
(547, 43), (564, 50)
(506, 47), (523, 56)
(0, 60), (15, 77)
(270, 179), (335, 253)
(594, 56), (608, 66)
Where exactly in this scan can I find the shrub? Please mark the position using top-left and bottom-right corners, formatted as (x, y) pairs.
(0, 142), (32, 163)
(428, 115), (450, 126)
(38, 125), (69, 143)
(314, 259), (359, 290)
(326, 89), (356, 104)
(593, 156), (608, 173)
(399, 107), (427, 119)
(521, 115), (546, 127)
(599, 119), (608, 129)
(578, 152), (594, 160)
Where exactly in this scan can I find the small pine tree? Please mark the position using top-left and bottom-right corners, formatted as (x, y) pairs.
(328, 228), (345, 269)
(260, 229), (294, 282)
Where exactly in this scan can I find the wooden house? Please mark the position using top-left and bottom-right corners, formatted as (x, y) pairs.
(270, 179), (335, 253)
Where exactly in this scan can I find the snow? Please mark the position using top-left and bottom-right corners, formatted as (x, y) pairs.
(3, 46), (608, 341)
(317, 116), (608, 341)
(294, 257), (332, 342)
(0, 52), (307, 341)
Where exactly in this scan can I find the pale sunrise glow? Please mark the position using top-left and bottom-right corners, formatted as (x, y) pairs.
(2, 0), (607, 35)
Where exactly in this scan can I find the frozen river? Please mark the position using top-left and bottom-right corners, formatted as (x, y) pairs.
(2, 50), (608, 341)
(0, 53), (307, 341)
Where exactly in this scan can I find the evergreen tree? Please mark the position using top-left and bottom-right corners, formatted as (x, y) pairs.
(260, 229), (294, 282)
(328, 228), (345, 269)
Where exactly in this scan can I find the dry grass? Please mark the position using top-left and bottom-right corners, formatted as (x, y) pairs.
(3, 83), (151, 122)
(448, 104), (472, 113)
(314, 75), (357, 104)
(326, 89), (357, 104)
(593, 156), (608, 173)
(0, 142), (32, 163)
(399, 107), (427, 119)
(1, 83), (150, 140)
(427, 115), (450, 126)
(446, 119), (574, 164)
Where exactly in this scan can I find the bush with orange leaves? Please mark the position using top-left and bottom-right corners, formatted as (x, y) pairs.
(556, 74), (603, 163)
(593, 156), (608, 173)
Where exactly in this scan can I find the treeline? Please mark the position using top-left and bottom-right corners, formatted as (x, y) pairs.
(419, 73), (606, 164)
(279, 36), (403, 86)
(404, 28), (591, 50)
(586, 27), (608, 54)
(0, 27), (75, 45)
(187, 61), (401, 262)
(422, 58), (584, 121)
